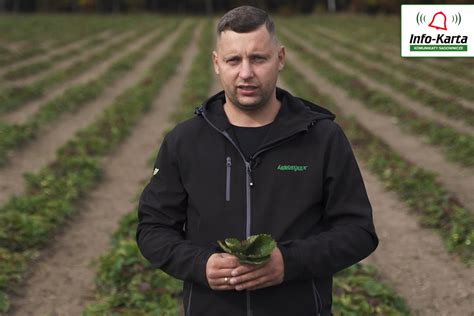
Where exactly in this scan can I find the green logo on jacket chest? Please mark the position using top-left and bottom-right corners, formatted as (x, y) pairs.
(276, 164), (308, 172)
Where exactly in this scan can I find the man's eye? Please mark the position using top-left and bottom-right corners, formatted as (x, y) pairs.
(252, 56), (266, 63)
(226, 59), (239, 65)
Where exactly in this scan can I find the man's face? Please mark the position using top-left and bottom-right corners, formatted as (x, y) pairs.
(212, 25), (285, 112)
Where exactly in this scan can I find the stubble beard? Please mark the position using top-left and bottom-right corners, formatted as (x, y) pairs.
(227, 87), (272, 112)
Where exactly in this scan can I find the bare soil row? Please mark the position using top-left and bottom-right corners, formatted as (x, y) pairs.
(282, 29), (474, 214)
(0, 27), (181, 207)
(313, 25), (474, 87)
(0, 31), (111, 79)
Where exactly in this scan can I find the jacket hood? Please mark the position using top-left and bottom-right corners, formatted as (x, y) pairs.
(194, 87), (335, 146)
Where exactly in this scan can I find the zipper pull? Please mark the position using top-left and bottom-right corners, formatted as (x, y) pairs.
(247, 156), (258, 187)
(226, 157), (232, 202)
(247, 164), (254, 187)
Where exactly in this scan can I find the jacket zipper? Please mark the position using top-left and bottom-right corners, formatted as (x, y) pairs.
(226, 157), (232, 201)
(186, 283), (193, 316)
(198, 109), (311, 316)
(245, 160), (253, 316)
(311, 278), (322, 315)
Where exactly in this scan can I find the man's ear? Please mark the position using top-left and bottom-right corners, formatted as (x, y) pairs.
(278, 46), (285, 71)
(212, 51), (220, 75)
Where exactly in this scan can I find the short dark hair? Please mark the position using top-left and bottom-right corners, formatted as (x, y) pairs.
(217, 6), (276, 39)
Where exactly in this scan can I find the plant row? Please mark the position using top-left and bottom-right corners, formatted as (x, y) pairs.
(0, 15), (159, 43)
(279, 29), (474, 168)
(289, 24), (474, 129)
(0, 15), (159, 66)
(304, 15), (398, 45)
(0, 26), (148, 114)
(291, 20), (474, 105)
(281, 57), (473, 267)
(82, 19), (213, 315)
(0, 21), (178, 167)
(2, 32), (109, 81)
(0, 44), (10, 57)
(0, 44), (47, 68)
(297, 16), (472, 83)
(0, 20), (194, 314)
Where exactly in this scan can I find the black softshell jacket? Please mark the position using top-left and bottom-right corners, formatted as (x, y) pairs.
(137, 87), (378, 316)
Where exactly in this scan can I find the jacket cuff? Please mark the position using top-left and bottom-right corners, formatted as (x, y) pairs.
(278, 242), (305, 282)
(193, 249), (217, 288)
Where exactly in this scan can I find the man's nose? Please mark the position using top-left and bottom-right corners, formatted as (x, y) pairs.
(239, 60), (254, 80)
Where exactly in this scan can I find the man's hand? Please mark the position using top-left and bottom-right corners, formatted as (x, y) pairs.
(206, 253), (240, 290)
(229, 247), (284, 291)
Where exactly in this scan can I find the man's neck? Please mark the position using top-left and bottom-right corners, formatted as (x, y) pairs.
(224, 97), (281, 127)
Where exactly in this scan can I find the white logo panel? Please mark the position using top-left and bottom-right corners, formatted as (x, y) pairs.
(401, 5), (474, 57)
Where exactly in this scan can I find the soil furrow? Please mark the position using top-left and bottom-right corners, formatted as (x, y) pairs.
(6, 22), (201, 316)
(421, 58), (474, 81)
(0, 31), (135, 125)
(314, 26), (473, 87)
(3, 30), (132, 88)
(358, 161), (474, 316)
(0, 30), (112, 78)
(2, 30), (159, 125)
(284, 50), (474, 213)
(281, 29), (474, 138)
(315, 33), (474, 112)
(0, 25), (185, 207)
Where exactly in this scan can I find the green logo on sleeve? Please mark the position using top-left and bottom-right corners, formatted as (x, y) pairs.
(276, 164), (308, 172)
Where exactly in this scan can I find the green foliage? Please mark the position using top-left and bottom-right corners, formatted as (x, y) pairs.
(0, 15), (163, 66)
(0, 156), (102, 251)
(83, 239), (182, 316)
(171, 19), (214, 123)
(2, 35), (103, 81)
(285, 15), (473, 83)
(0, 21), (178, 168)
(0, 248), (30, 289)
(0, 248), (38, 312)
(284, 19), (474, 125)
(0, 46), (45, 68)
(333, 264), (410, 315)
(218, 234), (276, 265)
(0, 27), (149, 114)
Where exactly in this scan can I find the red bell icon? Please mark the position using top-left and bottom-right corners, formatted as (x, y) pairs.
(428, 11), (447, 31)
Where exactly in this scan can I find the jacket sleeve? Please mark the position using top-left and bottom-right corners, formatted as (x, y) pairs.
(278, 122), (378, 281)
(136, 132), (216, 288)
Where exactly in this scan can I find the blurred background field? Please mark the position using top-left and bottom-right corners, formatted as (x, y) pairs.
(0, 1), (473, 315)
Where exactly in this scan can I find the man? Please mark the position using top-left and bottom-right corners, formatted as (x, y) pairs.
(137, 6), (378, 316)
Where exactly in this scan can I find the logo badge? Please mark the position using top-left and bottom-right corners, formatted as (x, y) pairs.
(276, 164), (308, 172)
(401, 5), (473, 57)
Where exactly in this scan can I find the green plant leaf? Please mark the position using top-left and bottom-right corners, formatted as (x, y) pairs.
(217, 234), (276, 265)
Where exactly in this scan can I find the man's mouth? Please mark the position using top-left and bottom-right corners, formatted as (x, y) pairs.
(237, 85), (258, 95)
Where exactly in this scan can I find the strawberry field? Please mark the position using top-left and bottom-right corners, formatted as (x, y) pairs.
(0, 14), (472, 316)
